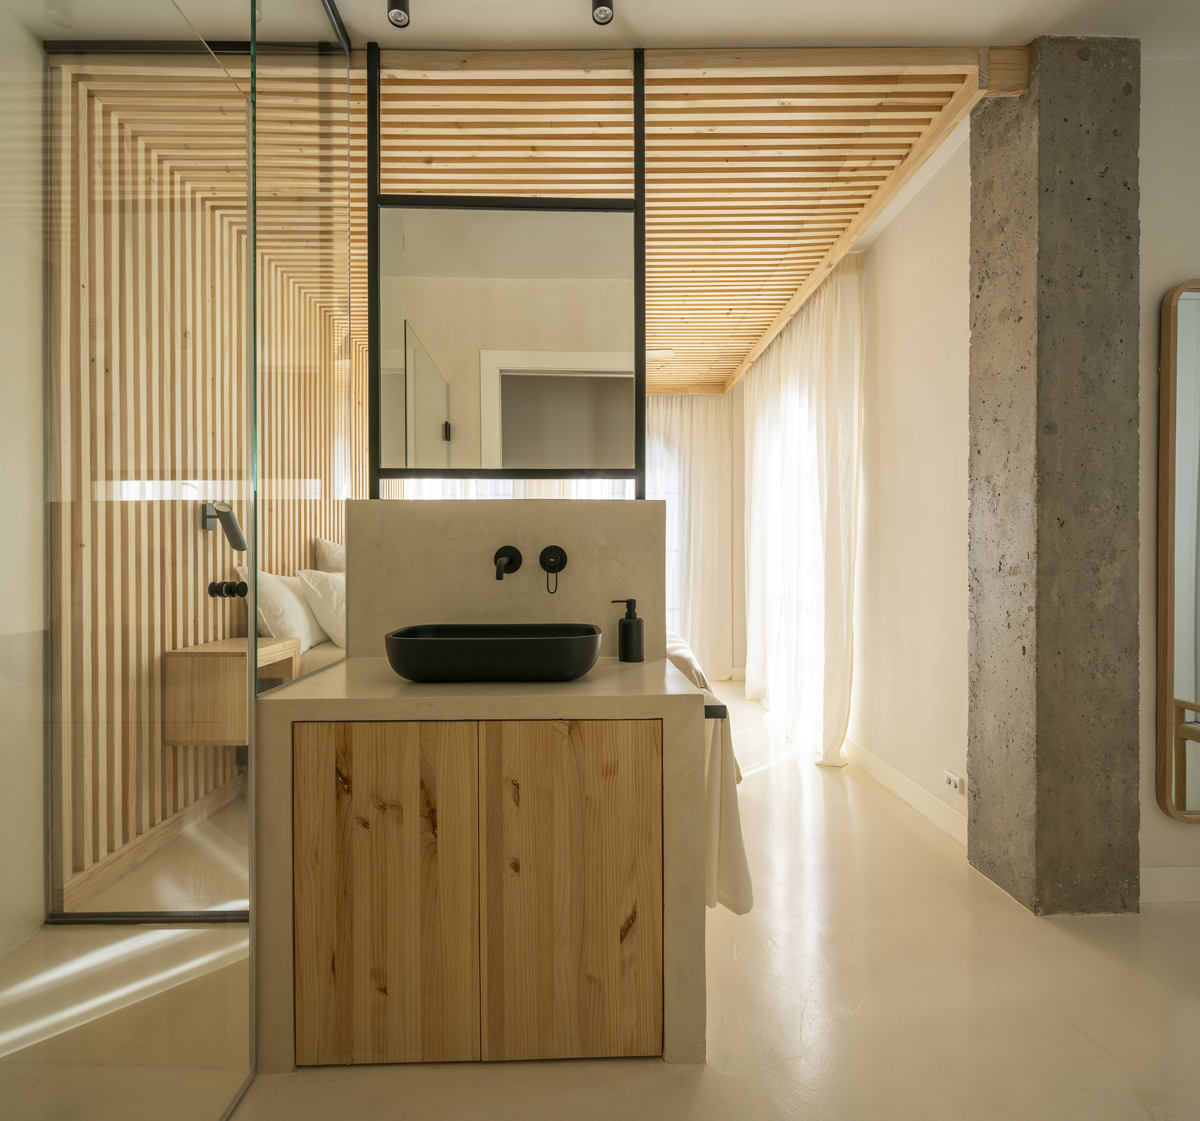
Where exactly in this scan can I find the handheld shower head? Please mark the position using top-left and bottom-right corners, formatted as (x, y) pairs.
(201, 501), (248, 552)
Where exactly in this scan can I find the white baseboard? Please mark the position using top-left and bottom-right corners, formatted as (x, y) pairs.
(843, 737), (967, 847)
(1140, 865), (1200, 903)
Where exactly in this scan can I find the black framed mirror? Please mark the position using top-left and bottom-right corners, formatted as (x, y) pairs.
(365, 45), (646, 497)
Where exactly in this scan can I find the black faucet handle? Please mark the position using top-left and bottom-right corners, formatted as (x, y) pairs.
(494, 546), (522, 580)
(539, 546), (568, 573)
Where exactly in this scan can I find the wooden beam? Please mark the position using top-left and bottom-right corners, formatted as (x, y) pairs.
(981, 46), (1031, 98)
(645, 47), (982, 77)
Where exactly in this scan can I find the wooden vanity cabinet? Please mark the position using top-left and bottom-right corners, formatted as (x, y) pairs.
(292, 719), (663, 1066)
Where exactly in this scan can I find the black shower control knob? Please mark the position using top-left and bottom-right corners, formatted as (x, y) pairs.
(207, 580), (248, 599)
(539, 546), (568, 573)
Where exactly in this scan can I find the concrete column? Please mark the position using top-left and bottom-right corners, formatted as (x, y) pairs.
(968, 38), (1140, 914)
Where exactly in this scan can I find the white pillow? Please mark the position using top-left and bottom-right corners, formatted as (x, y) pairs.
(314, 536), (345, 573)
(298, 569), (347, 648)
(237, 567), (329, 653)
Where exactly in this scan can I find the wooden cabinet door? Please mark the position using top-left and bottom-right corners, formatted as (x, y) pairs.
(293, 722), (479, 1065)
(479, 719), (663, 1060)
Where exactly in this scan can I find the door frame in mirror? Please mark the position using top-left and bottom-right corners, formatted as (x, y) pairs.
(479, 349), (635, 470)
(1157, 278), (1200, 822)
(366, 44), (646, 497)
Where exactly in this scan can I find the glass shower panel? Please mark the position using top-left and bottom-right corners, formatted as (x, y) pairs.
(0, 2), (253, 1117)
(44, 44), (252, 917)
(44, 39), (254, 916)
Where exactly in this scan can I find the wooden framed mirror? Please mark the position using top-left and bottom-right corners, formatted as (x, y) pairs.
(1158, 278), (1200, 821)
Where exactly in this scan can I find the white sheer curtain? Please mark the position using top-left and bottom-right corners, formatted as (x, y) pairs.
(646, 394), (733, 681)
(743, 254), (864, 766)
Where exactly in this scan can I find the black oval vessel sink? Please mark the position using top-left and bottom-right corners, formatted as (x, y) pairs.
(385, 622), (602, 683)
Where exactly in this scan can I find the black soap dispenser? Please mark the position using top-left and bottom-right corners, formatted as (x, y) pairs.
(611, 599), (644, 663)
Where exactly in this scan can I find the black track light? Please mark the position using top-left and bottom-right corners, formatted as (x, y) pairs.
(387, 0), (410, 28)
(592, 0), (613, 25)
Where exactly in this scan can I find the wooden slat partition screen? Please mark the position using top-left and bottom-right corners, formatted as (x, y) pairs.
(47, 55), (356, 903)
(255, 54), (354, 572)
(47, 60), (250, 895)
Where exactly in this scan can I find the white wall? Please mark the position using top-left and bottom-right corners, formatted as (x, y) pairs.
(1139, 58), (1200, 895)
(0, 13), (44, 951)
(841, 63), (1200, 888)
(846, 135), (970, 844)
(381, 275), (633, 467)
(501, 374), (634, 469)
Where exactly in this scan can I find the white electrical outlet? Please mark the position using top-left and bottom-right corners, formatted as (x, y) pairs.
(944, 770), (964, 794)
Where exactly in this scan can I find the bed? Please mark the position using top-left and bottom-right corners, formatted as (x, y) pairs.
(299, 640), (344, 678)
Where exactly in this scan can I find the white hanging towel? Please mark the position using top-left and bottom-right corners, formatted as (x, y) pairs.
(666, 631), (753, 913)
(703, 701), (753, 914)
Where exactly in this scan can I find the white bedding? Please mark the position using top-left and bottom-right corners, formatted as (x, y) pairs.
(666, 631), (753, 915)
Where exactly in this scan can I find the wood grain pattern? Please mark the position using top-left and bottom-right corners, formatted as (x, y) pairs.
(478, 719), (662, 1061)
(293, 722), (481, 1065)
(981, 46), (1031, 98)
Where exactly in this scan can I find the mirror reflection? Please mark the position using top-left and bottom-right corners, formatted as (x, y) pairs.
(1161, 285), (1200, 820)
(1160, 281), (1200, 820)
(378, 206), (635, 470)
(382, 322), (450, 468)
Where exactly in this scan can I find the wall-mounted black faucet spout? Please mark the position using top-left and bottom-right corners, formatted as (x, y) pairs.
(494, 546), (522, 580)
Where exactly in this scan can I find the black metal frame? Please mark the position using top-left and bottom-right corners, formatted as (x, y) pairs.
(47, 910), (249, 926)
(367, 45), (647, 497)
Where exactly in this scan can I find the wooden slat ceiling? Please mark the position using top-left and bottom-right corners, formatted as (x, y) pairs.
(378, 51), (635, 198)
(646, 55), (972, 392)
(376, 49), (1022, 394)
(56, 48), (1025, 401)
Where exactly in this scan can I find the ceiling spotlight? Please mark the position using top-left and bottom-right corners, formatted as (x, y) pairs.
(592, 0), (613, 25)
(387, 0), (410, 28)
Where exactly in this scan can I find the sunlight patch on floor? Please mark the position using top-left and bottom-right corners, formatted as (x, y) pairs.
(0, 925), (248, 1058)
